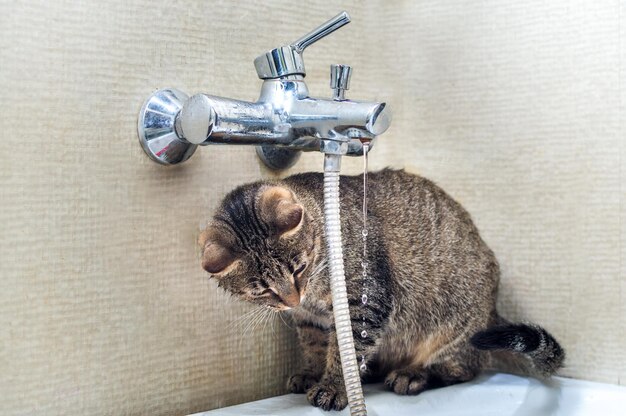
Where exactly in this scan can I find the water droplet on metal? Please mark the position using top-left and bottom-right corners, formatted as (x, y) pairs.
(361, 330), (368, 338)
(361, 294), (368, 304)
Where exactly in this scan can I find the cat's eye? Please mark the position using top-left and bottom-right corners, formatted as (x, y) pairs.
(293, 263), (307, 277)
(252, 289), (274, 298)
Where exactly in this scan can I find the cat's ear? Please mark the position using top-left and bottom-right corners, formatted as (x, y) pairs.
(198, 227), (238, 275)
(259, 186), (304, 238)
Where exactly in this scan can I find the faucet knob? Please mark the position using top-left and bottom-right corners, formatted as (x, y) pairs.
(330, 64), (352, 100)
(254, 11), (351, 79)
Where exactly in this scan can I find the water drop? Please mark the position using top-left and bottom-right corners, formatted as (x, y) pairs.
(362, 229), (368, 237)
(361, 330), (368, 338)
(361, 261), (368, 269)
(361, 294), (368, 304)
(360, 363), (367, 372)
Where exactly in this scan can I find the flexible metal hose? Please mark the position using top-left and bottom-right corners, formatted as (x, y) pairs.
(323, 154), (367, 416)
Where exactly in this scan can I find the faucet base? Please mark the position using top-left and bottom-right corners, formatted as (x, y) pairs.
(137, 88), (197, 165)
(255, 145), (301, 170)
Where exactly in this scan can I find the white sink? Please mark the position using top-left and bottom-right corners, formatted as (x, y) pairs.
(192, 372), (626, 416)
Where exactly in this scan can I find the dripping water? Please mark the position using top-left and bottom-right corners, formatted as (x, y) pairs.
(359, 142), (370, 373)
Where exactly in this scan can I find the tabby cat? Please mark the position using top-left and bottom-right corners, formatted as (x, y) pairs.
(198, 169), (564, 411)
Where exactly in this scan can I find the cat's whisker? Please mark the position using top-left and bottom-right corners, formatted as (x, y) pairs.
(308, 258), (328, 280)
(248, 308), (269, 332)
(244, 308), (271, 336)
(238, 305), (261, 318)
(239, 307), (268, 336)
(314, 258), (328, 272)
(255, 308), (274, 336)
(232, 304), (264, 322)
(241, 316), (260, 338)
(238, 313), (254, 336)
(277, 310), (293, 329)
(271, 310), (282, 334)
(272, 310), (282, 333)
(262, 309), (275, 335)
(235, 310), (266, 352)
(229, 306), (266, 331)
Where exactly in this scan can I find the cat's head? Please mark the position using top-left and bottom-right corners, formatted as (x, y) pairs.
(198, 184), (320, 310)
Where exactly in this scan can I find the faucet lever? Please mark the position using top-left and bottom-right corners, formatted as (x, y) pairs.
(254, 11), (351, 79)
(291, 11), (351, 53)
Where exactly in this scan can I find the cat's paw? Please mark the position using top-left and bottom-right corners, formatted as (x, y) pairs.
(287, 373), (318, 394)
(385, 368), (428, 395)
(306, 381), (348, 411)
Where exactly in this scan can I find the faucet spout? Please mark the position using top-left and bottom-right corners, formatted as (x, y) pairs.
(291, 98), (390, 138)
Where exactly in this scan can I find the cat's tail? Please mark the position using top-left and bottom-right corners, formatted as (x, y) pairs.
(470, 321), (565, 377)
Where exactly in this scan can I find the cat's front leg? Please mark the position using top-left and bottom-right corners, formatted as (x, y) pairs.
(306, 328), (349, 411)
(288, 322), (328, 394)
(305, 307), (382, 410)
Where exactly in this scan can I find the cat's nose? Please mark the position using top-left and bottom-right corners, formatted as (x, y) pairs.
(280, 287), (301, 308)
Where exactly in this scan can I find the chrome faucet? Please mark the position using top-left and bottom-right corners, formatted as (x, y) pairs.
(137, 11), (391, 169)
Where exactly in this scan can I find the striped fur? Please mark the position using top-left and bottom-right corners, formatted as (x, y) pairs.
(199, 169), (565, 411)
(471, 323), (565, 377)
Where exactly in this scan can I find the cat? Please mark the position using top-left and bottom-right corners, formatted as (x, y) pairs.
(198, 168), (564, 411)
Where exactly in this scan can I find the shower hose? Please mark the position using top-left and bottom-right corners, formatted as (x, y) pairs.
(323, 154), (367, 416)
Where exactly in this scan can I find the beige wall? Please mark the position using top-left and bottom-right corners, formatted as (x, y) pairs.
(0, 1), (623, 415)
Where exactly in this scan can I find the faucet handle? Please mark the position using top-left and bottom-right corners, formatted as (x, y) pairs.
(254, 11), (351, 79)
(330, 64), (352, 100)
(292, 11), (351, 53)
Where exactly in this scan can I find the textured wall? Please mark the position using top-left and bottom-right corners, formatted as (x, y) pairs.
(0, 1), (623, 415)
(369, 0), (626, 387)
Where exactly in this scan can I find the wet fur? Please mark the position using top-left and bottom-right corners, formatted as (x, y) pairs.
(199, 169), (565, 411)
